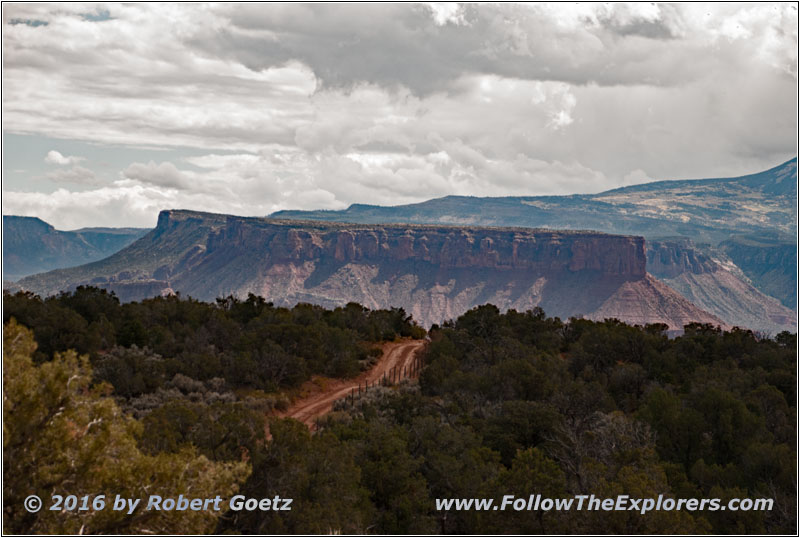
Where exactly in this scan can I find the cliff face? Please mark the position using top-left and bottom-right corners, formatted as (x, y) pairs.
(201, 213), (647, 275)
(647, 239), (795, 334)
(647, 240), (718, 278)
(19, 210), (721, 330)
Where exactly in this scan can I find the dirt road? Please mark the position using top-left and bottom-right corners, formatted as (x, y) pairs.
(275, 339), (426, 430)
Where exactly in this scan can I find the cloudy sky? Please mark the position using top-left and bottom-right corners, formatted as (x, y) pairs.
(2, 2), (797, 229)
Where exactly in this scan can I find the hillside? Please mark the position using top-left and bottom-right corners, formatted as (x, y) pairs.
(3, 215), (148, 281)
(647, 239), (795, 334)
(17, 209), (723, 330)
(720, 234), (797, 309)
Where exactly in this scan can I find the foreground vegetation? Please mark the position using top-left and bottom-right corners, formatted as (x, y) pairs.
(3, 289), (796, 534)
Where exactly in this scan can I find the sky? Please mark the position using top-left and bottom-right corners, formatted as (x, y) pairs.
(2, 2), (797, 229)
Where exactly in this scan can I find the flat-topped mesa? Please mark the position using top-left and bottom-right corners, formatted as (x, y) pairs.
(20, 209), (721, 330)
(194, 213), (648, 278)
(155, 208), (228, 234)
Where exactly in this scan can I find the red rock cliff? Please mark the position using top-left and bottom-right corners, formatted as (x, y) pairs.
(22, 210), (722, 330)
(200, 214), (648, 278)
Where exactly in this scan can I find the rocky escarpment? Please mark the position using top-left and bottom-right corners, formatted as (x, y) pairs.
(202, 213), (647, 275)
(647, 240), (720, 278)
(647, 239), (795, 334)
(19, 210), (723, 330)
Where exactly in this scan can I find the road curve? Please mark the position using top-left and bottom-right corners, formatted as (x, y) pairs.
(275, 339), (426, 430)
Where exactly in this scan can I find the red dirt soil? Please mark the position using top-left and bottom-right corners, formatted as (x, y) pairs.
(273, 339), (426, 431)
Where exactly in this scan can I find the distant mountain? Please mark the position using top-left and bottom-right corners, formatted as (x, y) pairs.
(273, 159), (797, 243)
(272, 159), (798, 325)
(16, 210), (724, 330)
(3, 216), (149, 282)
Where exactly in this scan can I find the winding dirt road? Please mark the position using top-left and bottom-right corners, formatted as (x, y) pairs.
(275, 339), (426, 430)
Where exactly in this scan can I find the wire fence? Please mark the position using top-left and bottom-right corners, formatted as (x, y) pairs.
(341, 352), (424, 408)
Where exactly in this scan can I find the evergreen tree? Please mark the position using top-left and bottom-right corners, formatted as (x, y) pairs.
(3, 320), (249, 534)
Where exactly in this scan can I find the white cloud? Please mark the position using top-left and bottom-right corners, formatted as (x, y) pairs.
(44, 150), (84, 165)
(122, 161), (191, 190)
(43, 165), (98, 185)
(427, 3), (467, 27)
(546, 86), (577, 130)
(623, 169), (652, 186)
(3, 186), (170, 230)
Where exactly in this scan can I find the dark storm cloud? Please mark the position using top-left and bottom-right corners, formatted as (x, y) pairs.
(193, 3), (710, 94)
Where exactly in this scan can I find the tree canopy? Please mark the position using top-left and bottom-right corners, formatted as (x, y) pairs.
(3, 290), (795, 534)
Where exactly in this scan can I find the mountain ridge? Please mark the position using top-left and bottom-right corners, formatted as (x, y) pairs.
(3, 215), (149, 282)
(272, 158), (797, 242)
